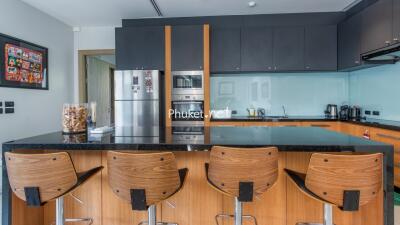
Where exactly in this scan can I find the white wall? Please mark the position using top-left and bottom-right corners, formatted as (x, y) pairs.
(0, 0), (74, 148)
(73, 26), (115, 102)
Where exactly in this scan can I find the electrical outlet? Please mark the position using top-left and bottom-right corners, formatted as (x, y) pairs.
(5, 101), (14, 107)
(373, 111), (380, 116)
(5, 108), (14, 114)
(365, 110), (371, 115)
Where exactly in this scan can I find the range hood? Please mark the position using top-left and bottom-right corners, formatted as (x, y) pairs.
(362, 43), (400, 64)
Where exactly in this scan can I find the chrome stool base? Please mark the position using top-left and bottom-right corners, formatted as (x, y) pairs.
(54, 196), (94, 225)
(137, 205), (179, 225)
(215, 197), (258, 225)
(295, 203), (334, 225)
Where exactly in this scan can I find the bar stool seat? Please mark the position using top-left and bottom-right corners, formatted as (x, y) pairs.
(285, 153), (383, 225)
(107, 151), (188, 225)
(205, 146), (279, 225)
(5, 152), (103, 225)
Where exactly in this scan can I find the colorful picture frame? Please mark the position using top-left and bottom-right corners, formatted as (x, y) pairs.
(0, 33), (48, 90)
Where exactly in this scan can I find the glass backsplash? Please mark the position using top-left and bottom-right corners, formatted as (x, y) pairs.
(210, 73), (349, 117)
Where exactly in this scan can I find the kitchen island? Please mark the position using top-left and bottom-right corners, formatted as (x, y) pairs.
(2, 126), (394, 225)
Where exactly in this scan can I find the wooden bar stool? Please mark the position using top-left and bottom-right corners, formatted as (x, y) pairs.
(285, 153), (383, 225)
(107, 151), (188, 225)
(205, 146), (279, 225)
(5, 152), (103, 225)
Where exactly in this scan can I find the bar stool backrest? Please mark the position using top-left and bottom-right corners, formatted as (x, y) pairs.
(107, 151), (181, 207)
(305, 153), (383, 208)
(5, 152), (78, 203)
(208, 146), (279, 198)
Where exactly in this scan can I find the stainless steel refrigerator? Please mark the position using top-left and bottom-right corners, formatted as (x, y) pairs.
(114, 70), (164, 141)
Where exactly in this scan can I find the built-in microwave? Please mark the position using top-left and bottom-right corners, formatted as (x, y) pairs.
(172, 71), (204, 96)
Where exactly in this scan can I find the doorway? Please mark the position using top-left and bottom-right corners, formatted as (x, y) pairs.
(78, 50), (115, 127)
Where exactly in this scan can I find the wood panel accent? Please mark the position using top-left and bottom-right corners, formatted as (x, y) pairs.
(12, 193), (43, 225)
(165, 26), (172, 127)
(10, 150), (385, 225)
(306, 153), (383, 207)
(208, 146), (279, 197)
(203, 24), (211, 126)
(107, 151), (181, 206)
(5, 152), (77, 203)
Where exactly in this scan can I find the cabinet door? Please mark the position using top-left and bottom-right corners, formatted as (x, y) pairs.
(338, 13), (362, 70)
(115, 27), (142, 70)
(141, 26), (165, 70)
(361, 0), (393, 53)
(273, 26), (305, 71)
(305, 25), (337, 71)
(211, 28), (241, 73)
(241, 27), (273, 72)
(172, 25), (203, 71)
(393, 0), (400, 43)
(115, 27), (165, 70)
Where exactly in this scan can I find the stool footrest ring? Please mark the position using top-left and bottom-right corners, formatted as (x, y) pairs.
(215, 213), (258, 225)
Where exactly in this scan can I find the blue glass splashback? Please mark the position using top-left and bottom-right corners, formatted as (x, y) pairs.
(211, 73), (349, 116)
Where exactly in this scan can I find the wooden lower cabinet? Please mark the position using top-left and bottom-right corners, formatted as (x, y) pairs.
(11, 150), (384, 225)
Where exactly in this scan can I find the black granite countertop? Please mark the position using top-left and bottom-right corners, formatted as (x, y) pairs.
(211, 116), (400, 131)
(210, 115), (334, 122)
(2, 126), (391, 152)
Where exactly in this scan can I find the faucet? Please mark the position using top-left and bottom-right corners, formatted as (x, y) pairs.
(282, 106), (288, 118)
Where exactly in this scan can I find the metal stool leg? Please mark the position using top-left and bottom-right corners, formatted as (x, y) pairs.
(56, 197), (65, 225)
(234, 197), (242, 225)
(53, 196), (93, 225)
(296, 203), (334, 225)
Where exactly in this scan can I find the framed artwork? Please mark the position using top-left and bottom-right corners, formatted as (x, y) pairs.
(0, 33), (48, 90)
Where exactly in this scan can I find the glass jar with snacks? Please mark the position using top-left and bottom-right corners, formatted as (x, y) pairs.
(62, 103), (88, 134)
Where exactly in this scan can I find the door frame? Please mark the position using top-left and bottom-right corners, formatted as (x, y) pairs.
(78, 49), (115, 103)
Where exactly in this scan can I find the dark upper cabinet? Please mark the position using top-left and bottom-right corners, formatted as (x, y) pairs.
(305, 25), (337, 71)
(361, 0), (393, 53)
(273, 26), (305, 71)
(171, 25), (203, 71)
(393, 0), (400, 42)
(115, 26), (165, 70)
(241, 27), (273, 72)
(211, 28), (241, 73)
(338, 13), (363, 70)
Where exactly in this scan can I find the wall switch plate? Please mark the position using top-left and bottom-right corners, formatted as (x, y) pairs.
(5, 101), (14, 107)
(5, 108), (14, 114)
(373, 111), (380, 116)
(365, 110), (371, 115)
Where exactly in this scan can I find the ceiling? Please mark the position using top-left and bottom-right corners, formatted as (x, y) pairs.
(20, 0), (360, 27)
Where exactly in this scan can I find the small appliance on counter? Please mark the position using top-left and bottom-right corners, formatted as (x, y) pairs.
(247, 107), (256, 117)
(349, 106), (362, 120)
(257, 108), (266, 117)
(339, 105), (350, 120)
(324, 104), (338, 119)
